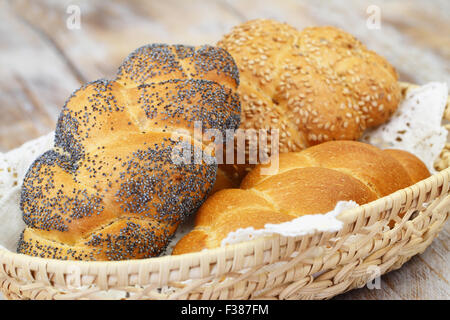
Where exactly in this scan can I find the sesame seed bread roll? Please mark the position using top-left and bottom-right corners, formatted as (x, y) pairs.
(173, 141), (430, 255)
(18, 44), (241, 261)
(215, 19), (402, 188)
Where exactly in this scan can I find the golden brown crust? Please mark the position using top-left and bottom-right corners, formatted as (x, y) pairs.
(383, 149), (431, 184)
(18, 44), (241, 261)
(242, 140), (415, 197)
(172, 189), (294, 254)
(173, 141), (430, 255)
(172, 229), (209, 255)
(216, 19), (401, 185)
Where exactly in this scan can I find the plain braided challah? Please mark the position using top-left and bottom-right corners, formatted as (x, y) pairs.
(18, 44), (241, 261)
(215, 19), (402, 189)
(173, 141), (430, 254)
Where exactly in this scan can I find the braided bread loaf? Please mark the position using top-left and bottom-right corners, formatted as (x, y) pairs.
(215, 19), (402, 188)
(18, 44), (240, 261)
(173, 141), (430, 254)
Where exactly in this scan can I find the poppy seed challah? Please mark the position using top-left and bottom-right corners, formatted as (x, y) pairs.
(18, 44), (241, 261)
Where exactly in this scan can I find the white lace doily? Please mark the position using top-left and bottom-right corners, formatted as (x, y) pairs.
(0, 131), (55, 201)
(0, 131), (54, 251)
(362, 82), (448, 173)
(221, 201), (357, 246)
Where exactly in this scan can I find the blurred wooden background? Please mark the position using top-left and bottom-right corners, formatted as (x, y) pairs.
(0, 0), (448, 299)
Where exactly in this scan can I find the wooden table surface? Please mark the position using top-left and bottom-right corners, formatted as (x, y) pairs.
(0, 0), (448, 299)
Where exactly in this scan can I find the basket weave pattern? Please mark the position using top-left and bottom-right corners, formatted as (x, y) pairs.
(0, 82), (449, 300)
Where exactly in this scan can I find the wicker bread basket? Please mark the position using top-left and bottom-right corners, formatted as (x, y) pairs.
(0, 82), (449, 300)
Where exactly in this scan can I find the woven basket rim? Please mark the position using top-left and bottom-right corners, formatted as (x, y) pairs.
(1, 81), (449, 288)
